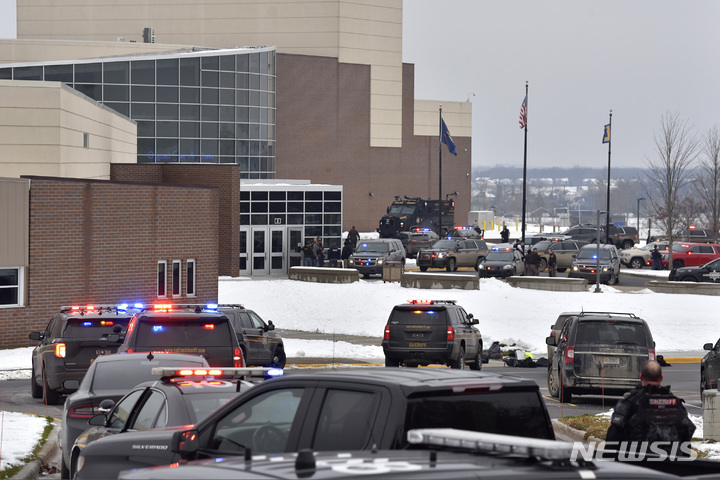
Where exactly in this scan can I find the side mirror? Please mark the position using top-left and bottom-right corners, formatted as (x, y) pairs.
(29, 332), (42, 341)
(545, 336), (557, 346)
(266, 320), (275, 331)
(704, 343), (714, 351)
(88, 413), (108, 427)
(98, 398), (115, 414)
(113, 324), (123, 334)
(172, 428), (200, 455)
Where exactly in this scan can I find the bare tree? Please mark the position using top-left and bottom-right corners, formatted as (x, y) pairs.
(643, 111), (699, 266)
(695, 125), (720, 243)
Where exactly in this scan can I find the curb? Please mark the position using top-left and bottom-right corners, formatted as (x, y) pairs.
(552, 419), (603, 445)
(11, 420), (59, 480)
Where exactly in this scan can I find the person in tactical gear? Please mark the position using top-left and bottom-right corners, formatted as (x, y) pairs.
(606, 360), (695, 457)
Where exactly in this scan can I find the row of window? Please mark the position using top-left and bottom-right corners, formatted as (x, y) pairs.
(157, 259), (196, 298)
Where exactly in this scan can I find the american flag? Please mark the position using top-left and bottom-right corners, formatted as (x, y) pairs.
(519, 96), (527, 129)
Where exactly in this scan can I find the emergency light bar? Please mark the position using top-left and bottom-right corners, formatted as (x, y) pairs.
(406, 428), (574, 461)
(151, 367), (284, 379)
(60, 304), (142, 315)
(406, 300), (457, 305)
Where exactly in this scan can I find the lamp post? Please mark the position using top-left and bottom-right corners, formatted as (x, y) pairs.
(594, 210), (607, 293)
(637, 197), (645, 240)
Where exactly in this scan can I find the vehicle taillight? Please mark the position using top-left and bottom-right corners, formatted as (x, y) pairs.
(234, 348), (244, 367)
(69, 403), (97, 419)
(648, 349), (655, 361)
(564, 346), (574, 364)
(384, 325), (390, 340)
(55, 343), (66, 358)
(447, 326), (455, 342)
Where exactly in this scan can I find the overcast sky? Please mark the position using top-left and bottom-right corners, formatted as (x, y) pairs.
(1, 1), (718, 169)
(403, 0), (720, 170)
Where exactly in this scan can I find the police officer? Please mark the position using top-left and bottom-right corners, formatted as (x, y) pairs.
(606, 360), (695, 457)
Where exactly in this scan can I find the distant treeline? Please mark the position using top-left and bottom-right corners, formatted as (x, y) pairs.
(472, 165), (646, 184)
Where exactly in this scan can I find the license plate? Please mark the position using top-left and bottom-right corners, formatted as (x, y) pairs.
(96, 349), (112, 355)
(603, 357), (620, 365)
(412, 332), (427, 339)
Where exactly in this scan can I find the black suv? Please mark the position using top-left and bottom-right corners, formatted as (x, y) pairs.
(29, 304), (136, 404)
(417, 238), (489, 271)
(568, 243), (621, 285)
(562, 224), (637, 249)
(116, 304), (244, 367)
(393, 229), (439, 256)
(382, 299), (482, 369)
(670, 258), (720, 283)
(546, 312), (655, 402)
(347, 238), (406, 277)
(80, 368), (555, 478)
(217, 304), (286, 368)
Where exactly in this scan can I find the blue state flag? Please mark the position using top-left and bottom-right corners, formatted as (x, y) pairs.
(603, 123), (611, 144)
(441, 118), (457, 156)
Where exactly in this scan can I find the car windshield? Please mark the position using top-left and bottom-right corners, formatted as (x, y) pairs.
(575, 321), (647, 347)
(388, 205), (416, 215)
(576, 248), (611, 261)
(486, 251), (513, 262)
(432, 240), (458, 250)
(90, 357), (207, 391)
(355, 242), (390, 253)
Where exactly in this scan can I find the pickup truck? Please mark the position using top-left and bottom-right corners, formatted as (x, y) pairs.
(75, 368), (554, 479)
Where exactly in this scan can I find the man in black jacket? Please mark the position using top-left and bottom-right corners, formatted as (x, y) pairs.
(606, 360), (695, 458)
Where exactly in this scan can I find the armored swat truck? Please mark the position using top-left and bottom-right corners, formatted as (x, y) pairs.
(378, 196), (454, 238)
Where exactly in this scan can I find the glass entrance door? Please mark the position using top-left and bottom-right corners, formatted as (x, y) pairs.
(288, 228), (303, 268)
(270, 227), (284, 274)
(239, 227), (250, 276)
(251, 227), (269, 275)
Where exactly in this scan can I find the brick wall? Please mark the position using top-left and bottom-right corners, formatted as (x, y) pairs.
(0, 176), (219, 349)
(111, 164), (239, 277)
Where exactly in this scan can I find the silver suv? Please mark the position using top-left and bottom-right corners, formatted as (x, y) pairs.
(568, 244), (621, 285)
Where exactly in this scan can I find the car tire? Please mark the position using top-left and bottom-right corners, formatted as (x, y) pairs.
(630, 257), (644, 269)
(622, 240), (634, 250)
(557, 267), (566, 273)
(547, 367), (560, 398)
(680, 276), (697, 282)
(362, 273), (370, 278)
(61, 456), (70, 480)
(607, 273), (618, 285)
(539, 258), (548, 272)
(419, 266), (428, 272)
(385, 357), (400, 367)
(30, 367), (42, 399)
(474, 257), (483, 271)
(42, 363), (61, 405)
(270, 347), (286, 369)
(450, 347), (465, 369)
(446, 258), (456, 272)
(469, 343), (482, 371)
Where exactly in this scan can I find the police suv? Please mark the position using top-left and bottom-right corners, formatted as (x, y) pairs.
(29, 304), (137, 405)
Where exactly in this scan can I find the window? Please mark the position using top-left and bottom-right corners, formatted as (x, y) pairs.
(157, 261), (167, 297)
(108, 389), (145, 429)
(313, 389), (379, 451)
(172, 260), (181, 297)
(83, 133), (89, 148)
(131, 390), (167, 431)
(0, 268), (22, 306)
(186, 259), (196, 297)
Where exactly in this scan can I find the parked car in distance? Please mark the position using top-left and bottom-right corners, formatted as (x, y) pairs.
(446, 225), (484, 239)
(416, 237), (489, 271)
(217, 304), (286, 368)
(560, 224), (606, 244)
(382, 299), (482, 369)
(611, 226), (640, 250)
(60, 352), (210, 479)
(561, 224), (637, 249)
(619, 241), (669, 269)
(533, 240), (589, 272)
(72, 366), (281, 480)
(662, 242), (720, 269)
(393, 229), (439, 256)
(477, 244), (525, 278)
(546, 312), (655, 403)
(85, 368), (556, 480)
(652, 226), (718, 244)
(29, 304), (137, 405)
(568, 243), (621, 285)
(347, 238), (406, 278)
(669, 258), (720, 283)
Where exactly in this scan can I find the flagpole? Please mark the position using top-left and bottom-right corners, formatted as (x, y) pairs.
(439, 105), (443, 234)
(605, 109), (612, 243)
(521, 82), (528, 244)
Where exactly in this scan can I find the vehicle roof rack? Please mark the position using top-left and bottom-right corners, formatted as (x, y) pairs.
(407, 428), (577, 462)
(576, 311), (638, 319)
